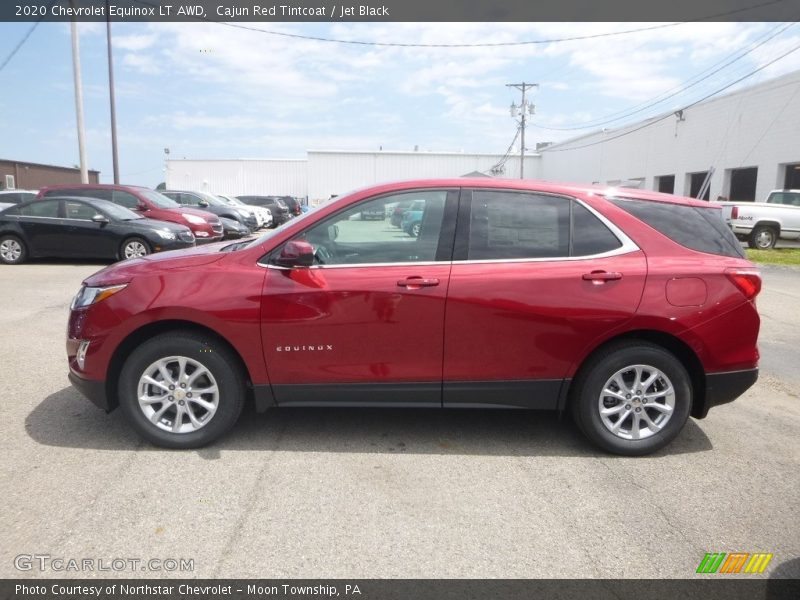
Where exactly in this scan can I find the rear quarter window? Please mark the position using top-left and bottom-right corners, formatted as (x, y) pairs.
(609, 198), (745, 258)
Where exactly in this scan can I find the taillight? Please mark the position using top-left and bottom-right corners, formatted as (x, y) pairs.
(731, 206), (739, 219)
(725, 268), (761, 300)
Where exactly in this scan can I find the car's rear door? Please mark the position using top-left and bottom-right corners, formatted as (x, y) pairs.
(442, 188), (647, 408)
(260, 189), (458, 405)
(17, 199), (66, 256)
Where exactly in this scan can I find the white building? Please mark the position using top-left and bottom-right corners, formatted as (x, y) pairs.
(538, 69), (800, 202)
(165, 70), (800, 204)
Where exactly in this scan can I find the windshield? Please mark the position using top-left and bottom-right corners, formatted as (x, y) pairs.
(102, 202), (142, 221)
(137, 189), (179, 209)
(215, 194), (238, 206)
(197, 191), (227, 206)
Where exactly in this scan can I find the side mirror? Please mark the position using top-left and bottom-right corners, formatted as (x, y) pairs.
(136, 203), (148, 212)
(274, 240), (314, 268)
(91, 214), (109, 224)
(198, 200), (209, 207)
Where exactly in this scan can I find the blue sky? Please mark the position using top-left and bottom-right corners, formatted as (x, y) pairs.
(1, 21), (799, 187)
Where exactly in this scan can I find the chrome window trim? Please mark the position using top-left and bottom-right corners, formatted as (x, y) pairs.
(257, 190), (640, 269)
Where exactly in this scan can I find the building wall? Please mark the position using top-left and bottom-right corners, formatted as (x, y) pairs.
(307, 150), (540, 201)
(165, 159), (308, 197)
(0, 160), (99, 190)
(539, 71), (800, 202)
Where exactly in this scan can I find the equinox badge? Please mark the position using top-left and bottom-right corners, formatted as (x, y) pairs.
(276, 345), (334, 352)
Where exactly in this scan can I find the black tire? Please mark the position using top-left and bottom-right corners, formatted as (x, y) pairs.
(571, 341), (692, 456)
(0, 234), (27, 265)
(118, 331), (245, 448)
(119, 237), (151, 261)
(748, 225), (778, 250)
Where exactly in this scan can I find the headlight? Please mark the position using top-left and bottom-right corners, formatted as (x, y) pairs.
(71, 284), (128, 310)
(155, 230), (176, 240)
(184, 214), (205, 225)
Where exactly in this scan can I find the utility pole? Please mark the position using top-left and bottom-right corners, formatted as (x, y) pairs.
(106, 0), (120, 183)
(507, 83), (538, 179)
(70, 9), (88, 183)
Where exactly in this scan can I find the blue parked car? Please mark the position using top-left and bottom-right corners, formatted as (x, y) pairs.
(401, 199), (426, 237)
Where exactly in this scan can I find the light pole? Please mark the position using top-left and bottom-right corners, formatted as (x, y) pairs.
(507, 83), (537, 179)
(70, 15), (88, 183)
(106, 0), (120, 184)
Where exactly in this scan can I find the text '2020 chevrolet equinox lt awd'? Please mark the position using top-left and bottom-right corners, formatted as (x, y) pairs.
(66, 179), (761, 455)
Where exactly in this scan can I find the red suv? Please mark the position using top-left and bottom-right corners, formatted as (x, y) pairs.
(38, 184), (223, 243)
(65, 179), (761, 455)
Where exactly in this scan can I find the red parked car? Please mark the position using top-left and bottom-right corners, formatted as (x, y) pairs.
(65, 179), (760, 455)
(38, 184), (223, 244)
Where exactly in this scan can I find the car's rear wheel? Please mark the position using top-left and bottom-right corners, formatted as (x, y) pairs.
(120, 237), (151, 260)
(748, 225), (777, 250)
(0, 235), (27, 265)
(118, 332), (245, 448)
(571, 342), (692, 456)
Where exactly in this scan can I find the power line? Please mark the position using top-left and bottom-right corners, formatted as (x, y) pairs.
(534, 22), (795, 131)
(0, 3), (55, 74)
(545, 40), (800, 153)
(131, 0), (791, 48)
(487, 125), (522, 174)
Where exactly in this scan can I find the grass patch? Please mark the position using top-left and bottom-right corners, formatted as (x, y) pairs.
(746, 248), (800, 266)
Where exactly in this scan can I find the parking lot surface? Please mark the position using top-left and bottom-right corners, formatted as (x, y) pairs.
(1, 261), (798, 579)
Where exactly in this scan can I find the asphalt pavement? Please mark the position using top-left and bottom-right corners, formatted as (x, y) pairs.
(0, 260), (798, 579)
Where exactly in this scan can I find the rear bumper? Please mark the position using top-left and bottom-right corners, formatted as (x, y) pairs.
(697, 368), (759, 418)
(69, 371), (111, 411)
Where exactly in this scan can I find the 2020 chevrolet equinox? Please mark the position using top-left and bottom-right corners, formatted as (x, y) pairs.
(66, 179), (761, 455)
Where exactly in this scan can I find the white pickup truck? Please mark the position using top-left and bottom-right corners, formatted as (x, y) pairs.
(717, 189), (800, 249)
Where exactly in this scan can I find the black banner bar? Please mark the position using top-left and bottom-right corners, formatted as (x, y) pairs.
(2, 579), (800, 600)
(2, 0), (799, 22)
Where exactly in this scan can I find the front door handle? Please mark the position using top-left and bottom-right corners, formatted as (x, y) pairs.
(582, 270), (622, 284)
(397, 276), (440, 289)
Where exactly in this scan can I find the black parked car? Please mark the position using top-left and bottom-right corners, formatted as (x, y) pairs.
(219, 216), (251, 239)
(0, 196), (195, 264)
(236, 195), (292, 227)
(161, 190), (258, 230)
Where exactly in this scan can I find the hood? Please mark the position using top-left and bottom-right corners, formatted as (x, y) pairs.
(124, 218), (191, 234)
(84, 241), (230, 286)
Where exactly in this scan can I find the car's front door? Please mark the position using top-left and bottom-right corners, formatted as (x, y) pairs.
(442, 189), (647, 409)
(61, 200), (118, 258)
(260, 189), (458, 405)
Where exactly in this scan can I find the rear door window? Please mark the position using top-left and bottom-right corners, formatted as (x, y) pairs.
(465, 190), (622, 260)
(609, 197), (745, 258)
(21, 199), (60, 218)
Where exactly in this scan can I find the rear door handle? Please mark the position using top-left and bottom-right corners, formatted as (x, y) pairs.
(397, 277), (440, 289)
(582, 271), (622, 283)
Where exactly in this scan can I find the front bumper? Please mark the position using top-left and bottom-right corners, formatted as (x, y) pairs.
(69, 371), (111, 411)
(697, 368), (759, 418)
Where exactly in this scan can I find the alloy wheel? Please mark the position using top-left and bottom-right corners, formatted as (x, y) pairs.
(755, 229), (775, 249)
(598, 364), (675, 440)
(137, 356), (220, 433)
(124, 241), (148, 259)
(0, 239), (22, 262)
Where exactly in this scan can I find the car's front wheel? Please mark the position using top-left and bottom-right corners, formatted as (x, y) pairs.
(120, 237), (151, 260)
(118, 331), (245, 448)
(571, 342), (692, 456)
